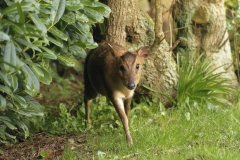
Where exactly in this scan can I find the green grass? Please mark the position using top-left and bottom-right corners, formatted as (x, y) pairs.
(74, 103), (240, 160)
(62, 145), (79, 160)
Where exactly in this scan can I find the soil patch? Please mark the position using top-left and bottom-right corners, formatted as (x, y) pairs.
(0, 132), (91, 160)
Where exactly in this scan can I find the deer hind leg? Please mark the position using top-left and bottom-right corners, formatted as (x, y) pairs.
(84, 74), (98, 124)
(84, 85), (98, 123)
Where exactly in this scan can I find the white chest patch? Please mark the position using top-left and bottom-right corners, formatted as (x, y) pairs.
(113, 90), (134, 100)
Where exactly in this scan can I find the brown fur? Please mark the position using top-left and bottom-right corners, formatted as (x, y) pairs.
(84, 41), (149, 144)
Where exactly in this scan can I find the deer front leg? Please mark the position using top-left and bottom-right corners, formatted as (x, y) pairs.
(111, 97), (133, 145)
(124, 97), (132, 118)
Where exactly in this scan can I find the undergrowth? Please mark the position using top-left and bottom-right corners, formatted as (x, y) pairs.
(83, 102), (240, 160)
(31, 52), (240, 159)
(3, 51), (238, 159)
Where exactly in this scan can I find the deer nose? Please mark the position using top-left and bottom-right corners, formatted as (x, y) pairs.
(127, 82), (136, 90)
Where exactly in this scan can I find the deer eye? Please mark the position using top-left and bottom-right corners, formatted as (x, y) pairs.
(119, 65), (125, 72)
(136, 64), (139, 70)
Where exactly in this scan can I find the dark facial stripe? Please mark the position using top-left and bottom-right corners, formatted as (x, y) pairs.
(120, 51), (136, 61)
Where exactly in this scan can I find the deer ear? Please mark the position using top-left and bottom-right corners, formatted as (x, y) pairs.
(106, 42), (127, 57)
(137, 46), (150, 58)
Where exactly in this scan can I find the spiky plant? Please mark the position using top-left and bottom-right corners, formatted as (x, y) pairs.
(177, 52), (235, 111)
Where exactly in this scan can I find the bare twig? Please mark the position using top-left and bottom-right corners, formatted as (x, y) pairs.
(151, 0), (164, 53)
(169, 39), (180, 52)
(218, 26), (237, 49)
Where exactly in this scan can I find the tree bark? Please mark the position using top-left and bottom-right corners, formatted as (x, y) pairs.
(175, 0), (238, 88)
(105, 0), (127, 47)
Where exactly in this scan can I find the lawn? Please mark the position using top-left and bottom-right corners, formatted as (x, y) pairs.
(1, 74), (239, 160)
(81, 103), (240, 160)
(1, 96), (240, 159)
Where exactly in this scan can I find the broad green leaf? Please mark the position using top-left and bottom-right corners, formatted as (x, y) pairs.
(80, 0), (95, 7)
(47, 37), (63, 47)
(39, 46), (57, 59)
(2, 2), (35, 15)
(75, 12), (89, 22)
(31, 64), (44, 78)
(23, 107), (44, 116)
(66, 0), (84, 11)
(61, 12), (76, 24)
(4, 41), (17, 72)
(13, 120), (29, 139)
(72, 59), (84, 72)
(7, 101), (14, 109)
(54, 0), (66, 23)
(57, 55), (75, 67)
(15, 38), (41, 52)
(16, 57), (25, 69)
(16, 2), (24, 24)
(76, 22), (90, 33)
(91, 6), (111, 18)
(68, 23), (84, 34)
(16, 100), (43, 116)
(37, 68), (52, 85)
(38, 52), (57, 60)
(9, 75), (18, 92)
(11, 108), (32, 117)
(69, 45), (86, 58)
(13, 94), (27, 108)
(48, 26), (68, 41)
(24, 95), (44, 112)
(81, 21), (91, 31)
(0, 118), (16, 130)
(86, 42), (98, 49)
(51, 0), (66, 24)
(79, 10), (96, 24)
(0, 32), (10, 41)
(0, 116), (11, 122)
(94, 2), (111, 18)
(0, 85), (12, 95)
(4, 19), (25, 35)
(21, 64), (40, 96)
(0, 95), (6, 111)
(0, 72), (11, 86)
(25, 24), (44, 38)
(80, 7), (104, 23)
(28, 13), (47, 34)
(4, 132), (16, 139)
(2, 3), (19, 15)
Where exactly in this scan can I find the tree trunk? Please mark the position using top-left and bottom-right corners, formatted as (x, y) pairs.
(175, 0), (238, 88)
(103, 0), (178, 106)
(105, 0), (127, 47)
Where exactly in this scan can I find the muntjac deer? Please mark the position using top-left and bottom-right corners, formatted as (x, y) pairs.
(84, 41), (149, 145)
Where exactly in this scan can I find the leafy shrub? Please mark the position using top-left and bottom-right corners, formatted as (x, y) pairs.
(41, 98), (116, 135)
(144, 52), (235, 115)
(40, 95), (166, 136)
(177, 52), (234, 111)
(0, 0), (110, 143)
(42, 103), (85, 134)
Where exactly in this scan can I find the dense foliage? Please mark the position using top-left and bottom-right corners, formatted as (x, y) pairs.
(176, 53), (235, 114)
(0, 0), (110, 143)
(144, 52), (235, 119)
